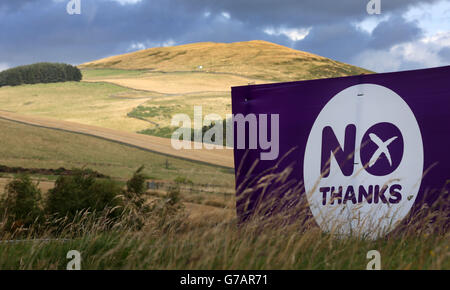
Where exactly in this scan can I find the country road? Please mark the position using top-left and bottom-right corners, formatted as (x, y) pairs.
(0, 110), (234, 169)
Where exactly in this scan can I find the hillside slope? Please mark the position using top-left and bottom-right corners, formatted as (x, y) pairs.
(80, 40), (371, 82)
(0, 110), (234, 169)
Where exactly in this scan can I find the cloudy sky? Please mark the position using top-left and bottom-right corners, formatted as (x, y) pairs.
(1, 0), (449, 73)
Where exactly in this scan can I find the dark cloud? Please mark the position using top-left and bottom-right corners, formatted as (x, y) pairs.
(439, 46), (450, 62)
(369, 17), (423, 49)
(0, 0), (445, 70)
(175, 0), (441, 27)
(295, 23), (371, 62)
(291, 16), (424, 66)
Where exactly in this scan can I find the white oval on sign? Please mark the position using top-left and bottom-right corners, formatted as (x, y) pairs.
(303, 84), (424, 238)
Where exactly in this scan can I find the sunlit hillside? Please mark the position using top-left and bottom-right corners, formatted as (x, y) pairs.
(80, 40), (372, 82)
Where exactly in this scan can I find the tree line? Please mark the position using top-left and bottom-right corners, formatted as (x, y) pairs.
(0, 62), (82, 87)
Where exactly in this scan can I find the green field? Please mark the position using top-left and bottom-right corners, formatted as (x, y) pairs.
(127, 91), (231, 129)
(0, 73), (233, 136)
(0, 81), (157, 132)
(0, 118), (234, 186)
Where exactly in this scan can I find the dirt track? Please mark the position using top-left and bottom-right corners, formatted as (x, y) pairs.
(0, 111), (234, 169)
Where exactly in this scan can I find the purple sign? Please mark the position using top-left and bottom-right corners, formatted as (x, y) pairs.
(231, 66), (450, 237)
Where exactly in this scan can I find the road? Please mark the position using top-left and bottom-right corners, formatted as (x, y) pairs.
(0, 110), (234, 169)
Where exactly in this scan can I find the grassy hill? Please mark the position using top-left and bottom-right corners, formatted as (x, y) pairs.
(76, 41), (372, 132)
(0, 41), (374, 167)
(0, 41), (373, 144)
(80, 40), (372, 82)
(0, 41), (373, 150)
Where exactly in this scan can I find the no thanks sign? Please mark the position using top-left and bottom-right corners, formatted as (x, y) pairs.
(232, 66), (450, 238)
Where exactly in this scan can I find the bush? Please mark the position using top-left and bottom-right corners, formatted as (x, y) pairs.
(0, 175), (43, 229)
(45, 168), (122, 220)
(125, 165), (149, 210)
(126, 165), (147, 197)
(174, 176), (193, 185)
(0, 62), (82, 87)
(138, 119), (231, 147)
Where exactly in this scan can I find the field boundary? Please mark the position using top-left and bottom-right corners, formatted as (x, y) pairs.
(0, 111), (234, 169)
(83, 79), (230, 96)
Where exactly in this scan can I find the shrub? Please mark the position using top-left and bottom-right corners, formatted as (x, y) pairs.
(149, 185), (186, 232)
(0, 175), (43, 229)
(174, 176), (193, 185)
(138, 119), (231, 147)
(45, 168), (122, 220)
(125, 166), (148, 210)
(126, 165), (147, 197)
(0, 62), (82, 87)
(121, 166), (152, 230)
(166, 186), (182, 206)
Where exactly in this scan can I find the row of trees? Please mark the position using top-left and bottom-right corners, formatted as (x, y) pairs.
(0, 62), (82, 87)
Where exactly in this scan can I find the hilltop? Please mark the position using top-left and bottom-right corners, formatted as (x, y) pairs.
(80, 40), (371, 82)
(0, 41), (373, 150)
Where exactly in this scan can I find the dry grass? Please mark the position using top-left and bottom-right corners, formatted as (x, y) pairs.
(0, 72), (235, 138)
(129, 91), (232, 128)
(0, 184), (447, 270)
(0, 82), (154, 132)
(0, 41), (371, 146)
(80, 40), (372, 82)
(0, 72), (235, 135)
(0, 177), (235, 227)
(84, 71), (268, 95)
(0, 123), (447, 269)
(81, 69), (148, 80)
(0, 178), (54, 195)
(0, 110), (234, 168)
(0, 118), (235, 187)
(77, 41), (371, 135)
(0, 77), (235, 170)
(0, 41), (445, 270)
